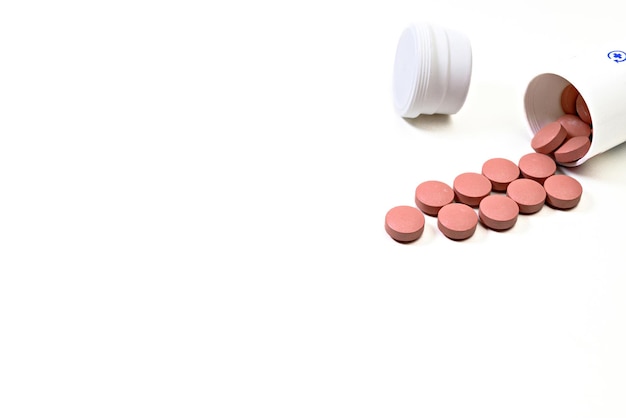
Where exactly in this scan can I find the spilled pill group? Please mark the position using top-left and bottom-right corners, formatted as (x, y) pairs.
(385, 155), (583, 242)
(385, 84), (586, 243)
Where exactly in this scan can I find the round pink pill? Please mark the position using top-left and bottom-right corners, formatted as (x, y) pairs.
(531, 121), (567, 155)
(575, 94), (592, 125)
(415, 180), (455, 216)
(557, 114), (592, 138)
(453, 172), (492, 207)
(437, 203), (478, 241)
(543, 174), (583, 210)
(554, 135), (592, 164)
(560, 84), (579, 115)
(518, 152), (557, 184)
(481, 158), (520, 192)
(384, 205), (425, 242)
(478, 195), (519, 231)
(506, 178), (546, 214)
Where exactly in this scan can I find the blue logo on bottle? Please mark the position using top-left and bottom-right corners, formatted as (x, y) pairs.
(608, 50), (626, 63)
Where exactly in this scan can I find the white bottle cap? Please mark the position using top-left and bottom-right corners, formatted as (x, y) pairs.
(392, 22), (472, 118)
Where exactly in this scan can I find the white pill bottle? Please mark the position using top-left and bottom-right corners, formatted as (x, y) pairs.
(524, 42), (626, 166)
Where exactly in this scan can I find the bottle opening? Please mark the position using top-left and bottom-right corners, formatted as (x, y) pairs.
(524, 73), (570, 134)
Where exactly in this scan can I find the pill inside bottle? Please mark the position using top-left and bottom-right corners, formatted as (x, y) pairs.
(531, 121), (567, 155)
(554, 136), (592, 164)
(524, 46), (626, 166)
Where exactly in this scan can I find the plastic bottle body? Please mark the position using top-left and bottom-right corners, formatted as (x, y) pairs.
(524, 43), (626, 166)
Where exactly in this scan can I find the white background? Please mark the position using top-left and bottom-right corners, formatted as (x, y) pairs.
(1, 1), (626, 417)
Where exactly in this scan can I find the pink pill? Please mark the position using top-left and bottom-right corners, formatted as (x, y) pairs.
(414, 180), (455, 216)
(481, 158), (520, 192)
(560, 84), (579, 115)
(453, 172), (492, 207)
(518, 152), (557, 184)
(575, 94), (592, 125)
(384, 205), (425, 242)
(506, 178), (546, 214)
(437, 203), (478, 241)
(543, 174), (583, 210)
(553, 135), (592, 164)
(557, 114), (592, 138)
(478, 194), (519, 231)
(530, 121), (567, 155)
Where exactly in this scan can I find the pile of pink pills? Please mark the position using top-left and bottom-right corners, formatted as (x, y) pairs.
(531, 84), (593, 164)
(385, 84), (587, 243)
